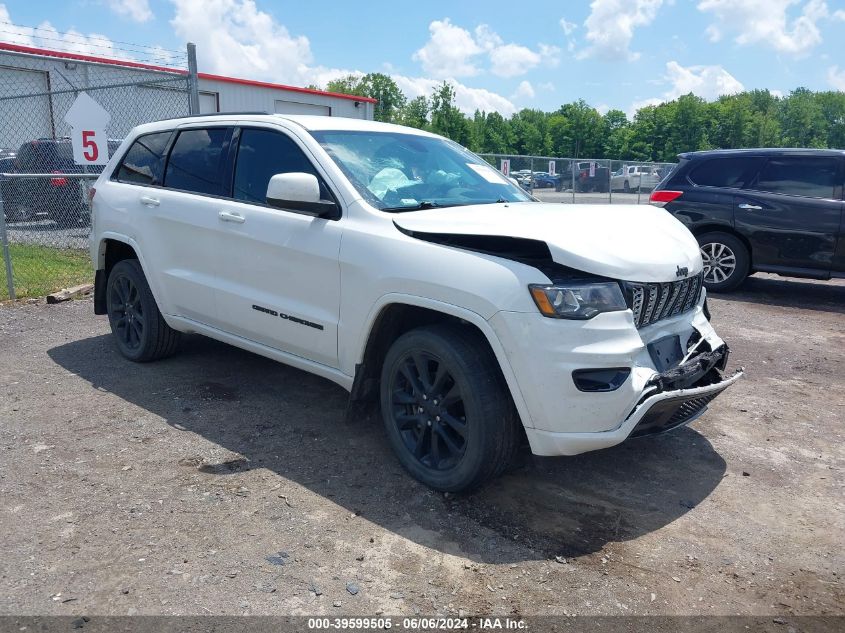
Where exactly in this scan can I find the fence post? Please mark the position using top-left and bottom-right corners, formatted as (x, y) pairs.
(187, 42), (200, 115)
(0, 193), (15, 301)
(636, 163), (642, 204)
(529, 157), (534, 195)
(571, 161), (575, 203)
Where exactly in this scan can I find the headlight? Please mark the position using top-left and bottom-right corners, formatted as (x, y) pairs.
(529, 282), (627, 319)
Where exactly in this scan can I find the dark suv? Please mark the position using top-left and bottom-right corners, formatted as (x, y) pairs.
(650, 149), (845, 292)
(4, 138), (120, 226)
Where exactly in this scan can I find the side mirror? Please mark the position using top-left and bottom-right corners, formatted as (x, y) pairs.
(266, 172), (339, 219)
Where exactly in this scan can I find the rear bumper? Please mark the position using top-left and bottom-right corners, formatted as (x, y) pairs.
(525, 369), (743, 456)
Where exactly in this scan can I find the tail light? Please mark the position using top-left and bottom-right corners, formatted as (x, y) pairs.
(649, 190), (683, 207)
(50, 170), (67, 186)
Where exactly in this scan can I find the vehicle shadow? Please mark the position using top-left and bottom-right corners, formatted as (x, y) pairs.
(713, 275), (845, 314)
(48, 332), (727, 563)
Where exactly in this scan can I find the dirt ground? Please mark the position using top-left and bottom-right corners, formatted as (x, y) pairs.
(0, 274), (843, 618)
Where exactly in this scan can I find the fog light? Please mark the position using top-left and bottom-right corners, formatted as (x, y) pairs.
(572, 368), (631, 392)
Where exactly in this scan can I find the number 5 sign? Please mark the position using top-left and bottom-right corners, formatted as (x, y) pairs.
(63, 92), (111, 166)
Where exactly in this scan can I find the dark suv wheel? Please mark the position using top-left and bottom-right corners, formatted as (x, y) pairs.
(697, 231), (750, 293)
(379, 324), (520, 492)
(106, 259), (181, 362)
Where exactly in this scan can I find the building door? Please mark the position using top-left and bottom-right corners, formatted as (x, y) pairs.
(0, 66), (51, 149)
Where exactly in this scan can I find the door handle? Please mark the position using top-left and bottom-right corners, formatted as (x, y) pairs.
(139, 195), (160, 207)
(218, 211), (245, 224)
(738, 203), (763, 211)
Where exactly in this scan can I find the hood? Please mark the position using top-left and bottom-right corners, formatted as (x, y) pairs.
(393, 202), (702, 283)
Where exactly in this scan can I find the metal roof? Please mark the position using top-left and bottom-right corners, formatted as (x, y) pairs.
(0, 41), (378, 104)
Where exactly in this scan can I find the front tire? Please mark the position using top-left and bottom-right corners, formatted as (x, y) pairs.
(697, 231), (750, 293)
(380, 324), (520, 492)
(106, 259), (180, 362)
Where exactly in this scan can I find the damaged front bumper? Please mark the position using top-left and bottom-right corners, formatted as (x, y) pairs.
(489, 301), (743, 457)
(523, 341), (743, 456)
(626, 343), (742, 438)
(524, 365), (743, 456)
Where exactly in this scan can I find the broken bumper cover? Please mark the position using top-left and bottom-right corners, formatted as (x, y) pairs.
(525, 369), (743, 455)
(525, 369), (743, 456)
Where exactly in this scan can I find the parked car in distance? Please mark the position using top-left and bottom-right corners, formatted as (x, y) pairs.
(531, 171), (560, 188)
(0, 156), (19, 222)
(566, 161), (609, 193)
(90, 114), (741, 491)
(650, 148), (845, 292)
(7, 137), (121, 226)
(611, 165), (661, 193)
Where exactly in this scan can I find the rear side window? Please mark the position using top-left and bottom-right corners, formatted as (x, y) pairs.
(754, 157), (840, 199)
(232, 128), (325, 204)
(688, 157), (763, 188)
(115, 132), (171, 185)
(164, 128), (232, 196)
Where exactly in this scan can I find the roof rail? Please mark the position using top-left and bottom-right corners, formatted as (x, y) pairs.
(152, 111), (270, 124)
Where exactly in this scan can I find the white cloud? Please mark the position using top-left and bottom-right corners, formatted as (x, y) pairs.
(560, 17), (577, 36)
(828, 66), (845, 91)
(412, 19), (483, 77)
(698, 0), (838, 56)
(0, 5), (136, 61)
(559, 17), (578, 52)
(663, 61), (744, 99)
(413, 18), (557, 78)
(511, 80), (535, 101)
(105, 0), (153, 23)
(579, 0), (665, 61)
(489, 44), (541, 78)
(393, 75), (516, 116)
(0, 5), (35, 46)
(629, 61), (744, 116)
(538, 44), (562, 67)
(169, 3), (519, 115)
(170, 0), (317, 85)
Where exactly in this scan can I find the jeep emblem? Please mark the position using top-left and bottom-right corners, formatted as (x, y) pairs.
(676, 265), (689, 278)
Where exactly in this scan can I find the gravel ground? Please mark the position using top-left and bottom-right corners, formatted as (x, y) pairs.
(0, 275), (843, 617)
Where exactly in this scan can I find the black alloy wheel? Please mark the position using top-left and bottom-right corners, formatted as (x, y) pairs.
(379, 325), (520, 492)
(388, 350), (467, 471)
(105, 259), (180, 362)
(109, 272), (145, 352)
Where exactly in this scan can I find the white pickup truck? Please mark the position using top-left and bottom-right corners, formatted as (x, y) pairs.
(89, 114), (741, 491)
(611, 165), (661, 193)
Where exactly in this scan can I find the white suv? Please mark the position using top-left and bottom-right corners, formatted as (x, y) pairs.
(89, 114), (742, 492)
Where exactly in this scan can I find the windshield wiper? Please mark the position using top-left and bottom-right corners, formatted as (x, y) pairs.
(382, 200), (443, 212)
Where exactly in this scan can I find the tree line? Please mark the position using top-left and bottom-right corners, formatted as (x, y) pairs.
(320, 73), (845, 162)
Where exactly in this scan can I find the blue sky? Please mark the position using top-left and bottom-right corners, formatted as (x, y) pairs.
(2, 0), (844, 117)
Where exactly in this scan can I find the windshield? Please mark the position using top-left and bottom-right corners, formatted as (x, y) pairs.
(309, 130), (532, 211)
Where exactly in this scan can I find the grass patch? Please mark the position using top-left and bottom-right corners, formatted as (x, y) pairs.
(0, 244), (92, 300)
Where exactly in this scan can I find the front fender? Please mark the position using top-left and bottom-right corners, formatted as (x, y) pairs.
(351, 293), (536, 430)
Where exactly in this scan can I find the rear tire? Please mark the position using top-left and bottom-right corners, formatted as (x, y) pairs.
(380, 324), (520, 492)
(106, 259), (180, 362)
(697, 231), (750, 293)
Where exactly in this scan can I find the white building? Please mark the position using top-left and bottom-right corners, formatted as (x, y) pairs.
(0, 41), (376, 150)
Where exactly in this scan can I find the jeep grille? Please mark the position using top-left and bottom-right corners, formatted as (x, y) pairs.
(624, 272), (703, 328)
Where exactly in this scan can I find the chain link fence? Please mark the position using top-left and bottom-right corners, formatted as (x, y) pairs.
(0, 46), (197, 300)
(478, 154), (677, 205)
